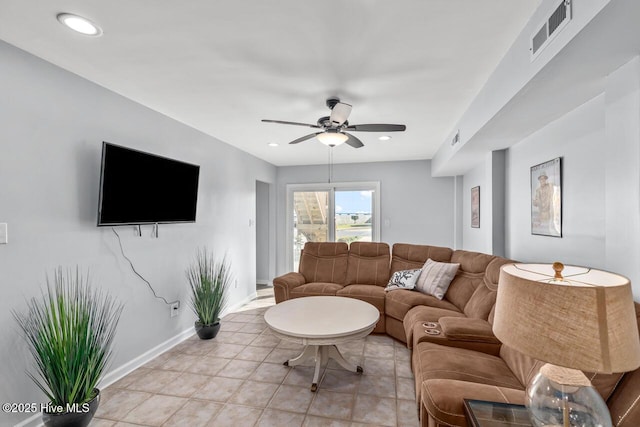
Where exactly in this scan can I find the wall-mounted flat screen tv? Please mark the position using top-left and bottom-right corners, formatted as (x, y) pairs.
(97, 142), (200, 226)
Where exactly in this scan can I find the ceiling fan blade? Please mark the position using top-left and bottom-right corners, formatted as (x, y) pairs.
(262, 119), (321, 129)
(289, 132), (322, 145)
(330, 102), (352, 126)
(345, 124), (406, 132)
(344, 133), (364, 148)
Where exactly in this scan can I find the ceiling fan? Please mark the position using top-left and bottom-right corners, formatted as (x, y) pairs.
(261, 97), (406, 148)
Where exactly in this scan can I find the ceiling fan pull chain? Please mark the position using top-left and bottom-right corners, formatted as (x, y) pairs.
(328, 147), (333, 183)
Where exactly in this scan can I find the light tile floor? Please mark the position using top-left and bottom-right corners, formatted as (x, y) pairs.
(91, 286), (419, 427)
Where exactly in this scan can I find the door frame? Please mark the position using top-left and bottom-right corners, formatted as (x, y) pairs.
(286, 181), (381, 271)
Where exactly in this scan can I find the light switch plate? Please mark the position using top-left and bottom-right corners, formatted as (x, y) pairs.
(0, 223), (7, 244)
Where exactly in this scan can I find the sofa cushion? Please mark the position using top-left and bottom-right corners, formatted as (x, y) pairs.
(607, 368), (640, 427)
(298, 242), (349, 285)
(462, 257), (512, 320)
(385, 268), (421, 291)
(412, 321), (502, 356)
(337, 284), (385, 313)
(412, 341), (525, 406)
(499, 344), (544, 388)
(439, 317), (501, 344)
(414, 259), (459, 300)
(390, 243), (452, 275)
(336, 284), (386, 333)
(445, 250), (496, 311)
(385, 289), (460, 323)
(290, 282), (344, 298)
(421, 379), (525, 427)
(403, 305), (466, 348)
(345, 242), (390, 286)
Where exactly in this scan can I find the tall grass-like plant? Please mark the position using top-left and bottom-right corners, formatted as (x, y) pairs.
(187, 250), (232, 326)
(13, 268), (123, 409)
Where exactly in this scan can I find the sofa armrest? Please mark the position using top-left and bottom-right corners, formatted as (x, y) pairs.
(421, 379), (525, 427)
(273, 272), (307, 303)
(439, 317), (501, 344)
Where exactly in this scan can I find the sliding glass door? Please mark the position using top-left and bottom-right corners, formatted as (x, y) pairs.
(288, 182), (380, 271)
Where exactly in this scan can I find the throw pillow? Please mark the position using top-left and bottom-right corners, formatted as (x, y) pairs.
(414, 259), (459, 300)
(385, 268), (422, 292)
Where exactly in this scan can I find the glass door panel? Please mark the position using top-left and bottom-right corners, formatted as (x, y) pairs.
(292, 190), (329, 270)
(335, 190), (373, 244)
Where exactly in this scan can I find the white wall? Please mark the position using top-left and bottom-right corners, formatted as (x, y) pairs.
(275, 160), (455, 275)
(505, 94), (606, 267)
(0, 40), (276, 425)
(505, 56), (640, 299)
(604, 57), (640, 297)
(461, 151), (506, 256)
(462, 157), (492, 254)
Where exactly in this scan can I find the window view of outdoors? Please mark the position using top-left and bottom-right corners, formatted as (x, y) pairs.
(292, 189), (373, 270)
(293, 191), (329, 270)
(335, 190), (373, 244)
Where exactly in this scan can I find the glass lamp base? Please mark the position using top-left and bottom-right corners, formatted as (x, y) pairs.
(526, 364), (612, 427)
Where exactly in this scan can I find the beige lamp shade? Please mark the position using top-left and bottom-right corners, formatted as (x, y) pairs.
(493, 263), (640, 373)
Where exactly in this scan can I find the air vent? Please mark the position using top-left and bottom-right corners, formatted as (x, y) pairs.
(530, 0), (572, 60)
(532, 25), (547, 55)
(548, 1), (568, 36)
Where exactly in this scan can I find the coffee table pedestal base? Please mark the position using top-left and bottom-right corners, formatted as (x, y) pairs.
(283, 344), (363, 392)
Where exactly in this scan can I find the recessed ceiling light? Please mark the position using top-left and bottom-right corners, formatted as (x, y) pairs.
(267, 142), (279, 147)
(57, 13), (103, 36)
(379, 135), (392, 141)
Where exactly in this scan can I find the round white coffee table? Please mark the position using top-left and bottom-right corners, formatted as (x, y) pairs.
(264, 296), (380, 391)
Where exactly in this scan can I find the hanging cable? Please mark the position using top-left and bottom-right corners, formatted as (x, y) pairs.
(112, 228), (179, 306)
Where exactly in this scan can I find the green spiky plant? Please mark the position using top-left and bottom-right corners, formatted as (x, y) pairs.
(13, 268), (123, 411)
(187, 250), (232, 326)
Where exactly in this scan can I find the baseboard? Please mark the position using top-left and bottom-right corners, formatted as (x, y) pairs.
(222, 292), (257, 316)
(256, 279), (271, 285)
(14, 412), (41, 427)
(13, 292), (261, 427)
(98, 327), (194, 389)
(14, 327), (194, 427)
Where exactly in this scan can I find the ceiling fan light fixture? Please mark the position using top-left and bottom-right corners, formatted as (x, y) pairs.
(57, 13), (103, 36)
(379, 135), (392, 141)
(317, 132), (348, 146)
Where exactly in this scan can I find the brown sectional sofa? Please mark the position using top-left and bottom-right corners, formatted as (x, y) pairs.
(273, 241), (640, 427)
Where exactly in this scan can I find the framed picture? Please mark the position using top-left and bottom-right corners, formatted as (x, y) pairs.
(531, 157), (562, 237)
(471, 186), (480, 228)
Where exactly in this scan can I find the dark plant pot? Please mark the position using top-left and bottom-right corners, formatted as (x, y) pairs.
(42, 388), (100, 427)
(195, 321), (221, 340)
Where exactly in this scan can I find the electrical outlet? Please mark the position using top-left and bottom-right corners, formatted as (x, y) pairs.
(170, 302), (179, 317)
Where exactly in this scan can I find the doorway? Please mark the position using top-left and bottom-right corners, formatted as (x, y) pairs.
(255, 180), (270, 291)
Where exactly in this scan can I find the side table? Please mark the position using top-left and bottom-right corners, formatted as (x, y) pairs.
(463, 399), (532, 427)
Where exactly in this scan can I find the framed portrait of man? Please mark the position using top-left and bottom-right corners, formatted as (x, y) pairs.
(471, 186), (480, 228)
(531, 157), (562, 237)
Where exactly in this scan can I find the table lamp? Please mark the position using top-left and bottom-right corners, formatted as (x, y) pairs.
(493, 262), (640, 427)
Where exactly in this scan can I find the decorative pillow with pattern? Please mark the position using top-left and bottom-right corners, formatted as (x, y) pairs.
(414, 259), (460, 300)
(385, 268), (422, 291)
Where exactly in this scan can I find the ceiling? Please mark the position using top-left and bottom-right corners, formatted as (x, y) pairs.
(0, 0), (539, 166)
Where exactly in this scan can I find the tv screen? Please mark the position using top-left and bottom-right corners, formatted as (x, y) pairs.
(97, 142), (200, 226)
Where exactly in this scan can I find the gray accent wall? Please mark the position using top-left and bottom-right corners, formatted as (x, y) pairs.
(0, 40), (276, 424)
(275, 160), (455, 276)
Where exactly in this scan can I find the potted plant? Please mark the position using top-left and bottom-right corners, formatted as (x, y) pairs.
(187, 249), (232, 339)
(13, 267), (123, 427)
